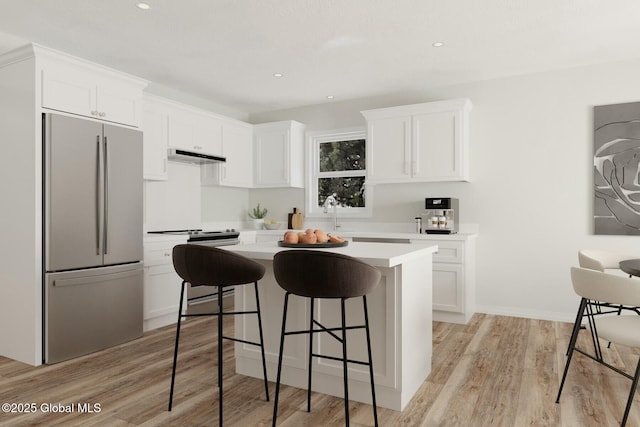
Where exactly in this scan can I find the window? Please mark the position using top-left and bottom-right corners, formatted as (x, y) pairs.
(306, 128), (371, 218)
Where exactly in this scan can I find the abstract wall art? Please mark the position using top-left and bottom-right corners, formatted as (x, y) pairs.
(594, 101), (640, 235)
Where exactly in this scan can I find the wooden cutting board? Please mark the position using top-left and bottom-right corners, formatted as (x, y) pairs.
(291, 212), (304, 230)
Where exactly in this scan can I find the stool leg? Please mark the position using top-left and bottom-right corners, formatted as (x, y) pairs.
(253, 281), (270, 401)
(272, 292), (290, 427)
(218, 285), (224, 426)
(363, 295), (378, 427)
(168, 280), (187, 411)
(341, 298), (350, 427)
(307, 297), (315, 412)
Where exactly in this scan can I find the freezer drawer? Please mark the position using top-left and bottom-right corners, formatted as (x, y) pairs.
(45, 262), (143, 364)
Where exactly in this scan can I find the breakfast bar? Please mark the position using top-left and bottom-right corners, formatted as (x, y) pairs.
(225, 241), (437, 411)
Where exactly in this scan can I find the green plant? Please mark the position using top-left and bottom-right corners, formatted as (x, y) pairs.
(248, 203), (268, 219)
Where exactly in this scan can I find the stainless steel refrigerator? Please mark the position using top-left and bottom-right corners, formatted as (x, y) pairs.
(43, 113), (143, 364)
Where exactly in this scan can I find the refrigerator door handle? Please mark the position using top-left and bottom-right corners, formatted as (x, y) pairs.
(103, 135), (109, 255)
(96, 135), (101, 255)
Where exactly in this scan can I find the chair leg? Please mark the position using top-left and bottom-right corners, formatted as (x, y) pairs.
(307, 297), (315, 412)
(621, 357), (640, 427)
(254, 281), (270, 402)
(556, 328), (578, 403)
(341, 298), (350, 427)
(218, 285), (224, 426)
(566, 298), (588, 356)
(362, 296), (378, 427)
(272, 292), (290, 427)
(168, 280), (187, 411)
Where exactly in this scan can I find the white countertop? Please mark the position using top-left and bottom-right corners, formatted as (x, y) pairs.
(224, 240), (438, 268)
(251, 229), (477, 242)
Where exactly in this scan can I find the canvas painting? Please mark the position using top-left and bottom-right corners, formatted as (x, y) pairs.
(594, 101), (640, 235)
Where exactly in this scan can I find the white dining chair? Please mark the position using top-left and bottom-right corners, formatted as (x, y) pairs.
(557, 267), (640, 426)
(568, 250), (640, 356)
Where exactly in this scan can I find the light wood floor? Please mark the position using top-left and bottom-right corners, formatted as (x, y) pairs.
(1, 313), (639, 426)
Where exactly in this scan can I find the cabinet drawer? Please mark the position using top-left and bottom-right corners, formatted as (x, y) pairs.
(411, 240), (463, 263)
(143, 239), (186, 266)
(432, 241), (464, 263)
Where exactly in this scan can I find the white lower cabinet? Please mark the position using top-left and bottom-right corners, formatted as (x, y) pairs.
(143, 238), (185, 331)
(411, 236), (476, 324)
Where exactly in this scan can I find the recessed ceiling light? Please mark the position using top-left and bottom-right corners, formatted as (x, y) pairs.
(273, 73), (283, 78)
(326, 95), (334, 100)
(432, 42), (444, 47)
(136, 2), (151, 10)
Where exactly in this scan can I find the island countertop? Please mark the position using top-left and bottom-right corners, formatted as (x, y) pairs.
(224, 240), (438, 268)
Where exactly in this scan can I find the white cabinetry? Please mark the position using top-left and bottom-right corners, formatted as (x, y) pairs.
(362, 98), (472, 183)
(201, 120), (254, 187)
(254, 120), (305, 188)
(142, 95), (169, 180)
(41, 54), (145, 127)
(411, 236), (476, 324)
(168, 105), (223, 156)
(143, 237), (186, 331)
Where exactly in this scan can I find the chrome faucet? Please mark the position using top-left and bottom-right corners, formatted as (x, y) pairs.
(323, 193), (340, 231)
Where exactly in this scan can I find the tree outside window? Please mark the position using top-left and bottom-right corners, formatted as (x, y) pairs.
(306, 128), (371, 218)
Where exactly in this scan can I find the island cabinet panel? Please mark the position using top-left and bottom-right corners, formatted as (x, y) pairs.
(229, 241), (436, 411)
(362, 98), (472, 183)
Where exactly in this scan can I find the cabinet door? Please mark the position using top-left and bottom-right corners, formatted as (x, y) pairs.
(201, 121), (253, 187)
(96, 81), (142, 127)
(432, 263), (464, 313)
(142, 101), (168, 180)
(168, 108), (223, 156)
(196, 114), (223, 156)
(143, 263), (182, 331)
(413, 110), (463, 181)
(254, 126), (291, 187)
(42, 66), (97, 118)
(366, 116), (411, 183)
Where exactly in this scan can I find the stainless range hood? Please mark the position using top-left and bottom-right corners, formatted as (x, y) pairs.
(167, 148), (226, 164)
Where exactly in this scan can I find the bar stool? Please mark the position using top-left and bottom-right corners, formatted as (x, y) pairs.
(271, 250), (382, 427)
(168, 244), (269, 426)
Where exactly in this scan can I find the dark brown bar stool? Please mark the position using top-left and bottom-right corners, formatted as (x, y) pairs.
(168, 244), (269, 426)
(271, 250), (381, 427)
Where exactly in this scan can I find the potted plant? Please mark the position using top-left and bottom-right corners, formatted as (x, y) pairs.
(249, 203), (268, 229)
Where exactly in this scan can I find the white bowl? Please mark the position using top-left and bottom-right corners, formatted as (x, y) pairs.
(264, 223), (282, 230)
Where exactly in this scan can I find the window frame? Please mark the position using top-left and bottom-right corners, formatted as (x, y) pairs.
(305, 127), (372, 218)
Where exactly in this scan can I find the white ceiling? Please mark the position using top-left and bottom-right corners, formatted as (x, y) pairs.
(1, 0), (640, 114)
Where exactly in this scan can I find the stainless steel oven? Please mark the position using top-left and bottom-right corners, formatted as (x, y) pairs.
(147, 229), (240, 314)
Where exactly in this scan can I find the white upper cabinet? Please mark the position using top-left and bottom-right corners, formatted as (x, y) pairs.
(201, 120), (254, 187)
(142, 95), (169, 181)
(362, 98), (472, 183)
(254, 120), (305, 188)
(41, 54), (146, 127)
(167, 105), (223, 156)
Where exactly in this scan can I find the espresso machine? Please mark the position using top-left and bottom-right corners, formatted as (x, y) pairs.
(421, 197), (459, 234)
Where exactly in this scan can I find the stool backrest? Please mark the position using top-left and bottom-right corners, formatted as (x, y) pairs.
(172, 244), (265, 286)
(273, 250), (381, 298)
(571, 267), (640, 306)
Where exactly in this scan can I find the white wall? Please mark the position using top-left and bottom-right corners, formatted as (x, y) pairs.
(247, 58), (640, 322)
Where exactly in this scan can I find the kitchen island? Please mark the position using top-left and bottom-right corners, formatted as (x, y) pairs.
(225, 241), (437, 411)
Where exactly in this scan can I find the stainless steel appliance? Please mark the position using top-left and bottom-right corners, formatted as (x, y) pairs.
(147, 229), (240, 314)
(422, 197), (459, 234)
(43, 113), (143, 364)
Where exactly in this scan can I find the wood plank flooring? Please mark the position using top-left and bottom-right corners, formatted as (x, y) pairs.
(0, 313), (639, 426)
